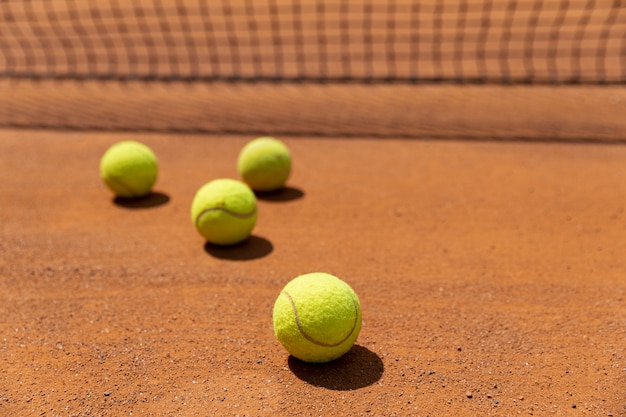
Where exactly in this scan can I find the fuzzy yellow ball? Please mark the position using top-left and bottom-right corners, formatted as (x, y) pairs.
(237, 137), (291, 192)
(99, 141), (158, 198)
(190, 179), (258, 245)
(273, 272), (362, 363)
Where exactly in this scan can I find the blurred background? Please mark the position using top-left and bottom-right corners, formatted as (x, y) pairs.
(0, 0), (624, 138)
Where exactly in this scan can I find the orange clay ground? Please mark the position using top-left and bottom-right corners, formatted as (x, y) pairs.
(1, 130), (625, 416)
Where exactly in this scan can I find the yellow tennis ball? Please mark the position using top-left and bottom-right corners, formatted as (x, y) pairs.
(190, 178), (258, 245)
(237, 137), (291, 192)
(99, 140), (158, 198)
(273, 272), (362, 363)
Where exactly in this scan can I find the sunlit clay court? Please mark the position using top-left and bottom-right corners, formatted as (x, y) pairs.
(1, 1), (625, 415)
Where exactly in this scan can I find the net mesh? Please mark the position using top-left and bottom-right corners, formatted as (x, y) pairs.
(1, 0), (624, 85)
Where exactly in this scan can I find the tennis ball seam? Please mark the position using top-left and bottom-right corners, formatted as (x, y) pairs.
(282, 290), (359, 348)
(128, 147), (158, 171)
(104, 175), (140, 197)
(194, 206), (257, 228)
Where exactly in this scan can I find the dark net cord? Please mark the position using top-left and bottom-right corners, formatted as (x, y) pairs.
(0, 0), (624, 85)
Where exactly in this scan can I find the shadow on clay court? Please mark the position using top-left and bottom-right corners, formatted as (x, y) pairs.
(255, 186), (305, 202)
(113, 191), (170, 209)
(203, 235), (273, 261)
(288, 345), (384, 390)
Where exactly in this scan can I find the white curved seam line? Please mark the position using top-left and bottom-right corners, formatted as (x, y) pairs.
(195, 206), (256, 227)
(107, 176), (139, 197)
(283, 291), (358, 348)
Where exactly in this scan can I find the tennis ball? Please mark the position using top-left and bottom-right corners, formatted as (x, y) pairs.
(237, 137), (291, 192)
(273, 272), (362, 363)
(191, 178), (258, 245)
(100, 141), (158, 198)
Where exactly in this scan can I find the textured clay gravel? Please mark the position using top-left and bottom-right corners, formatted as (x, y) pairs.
(1, 131), (625, 416)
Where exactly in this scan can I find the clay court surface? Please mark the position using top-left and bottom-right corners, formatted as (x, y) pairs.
(2, 0), (626, 415)
(1, 95), (626, 415)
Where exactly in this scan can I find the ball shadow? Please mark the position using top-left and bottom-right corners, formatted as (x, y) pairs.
(203, 235), (273, 261)
(113, 191), (170, 209)
(287, 345), (384, 390)
(255, 186), (305, 202)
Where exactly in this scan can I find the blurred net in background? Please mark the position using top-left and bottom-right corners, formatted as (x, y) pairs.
(1, 0), (624, 84)
(0, 0), (624, 139)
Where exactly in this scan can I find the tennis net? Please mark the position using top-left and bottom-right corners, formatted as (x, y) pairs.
(1, 0), (624, 85)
